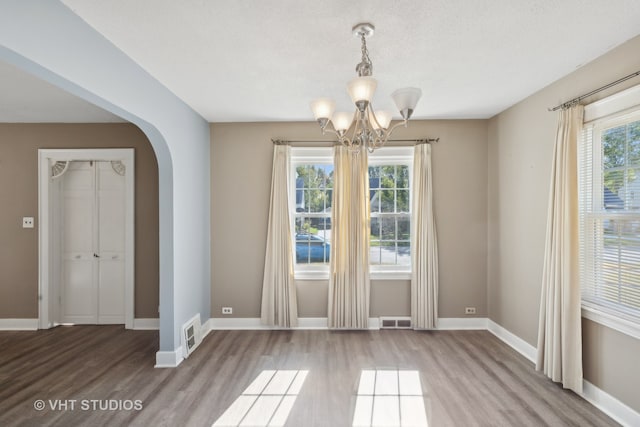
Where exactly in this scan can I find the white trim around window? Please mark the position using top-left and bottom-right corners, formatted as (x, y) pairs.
(290, 146), (414, 281)
(580, 83), (640, 339)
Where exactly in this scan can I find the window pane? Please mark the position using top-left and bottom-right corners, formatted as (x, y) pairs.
(380, 190), (395, 213)
(381, 217), (396, 240)
(294, 226), (330, 264)
(381, 166), (396, 188)
(603, 169), (624, 205)
(629, 123), (640, 163)
(397, 165), (409, 188)
(378, 241), (396, 265)
(371, 190), (381, 213)
(370, 217), (381, 241)
(603, 126), (625, 168)
(397, 242), (411, 265)
(370, 244), (382, 265)
(369, 166), (381, 188)
(398, 217), (410, 241)
(397, 190), (410, 213)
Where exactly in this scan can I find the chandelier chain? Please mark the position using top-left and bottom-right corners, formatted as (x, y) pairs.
(360, 34), (371, 70)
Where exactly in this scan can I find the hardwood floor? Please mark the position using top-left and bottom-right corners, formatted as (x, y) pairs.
(0, 326), (619, 427)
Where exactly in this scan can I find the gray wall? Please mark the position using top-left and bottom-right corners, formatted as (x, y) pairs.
(211, 120), (488, 319)
(488, 34), (640, 411)
(0, 123), (159, 319)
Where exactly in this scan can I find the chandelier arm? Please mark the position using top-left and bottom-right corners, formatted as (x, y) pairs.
(351, 111), (364, 148)
(322, 127), (339, 137)
(367, 104), (381, 130)
(385, 120), (409, 138)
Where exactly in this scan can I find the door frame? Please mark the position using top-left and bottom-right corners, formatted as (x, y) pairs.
(38, 149), (135, 329)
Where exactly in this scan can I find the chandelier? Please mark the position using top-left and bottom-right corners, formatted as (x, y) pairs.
(310, 23), (422, 152)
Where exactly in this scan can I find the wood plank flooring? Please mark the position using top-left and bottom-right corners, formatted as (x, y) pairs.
(0, 326), (619, 427)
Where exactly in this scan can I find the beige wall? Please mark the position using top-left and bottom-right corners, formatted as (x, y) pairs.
(0, 123), (159, 319)
(211, 120), (488, 319)
(488, 35), (640, 411)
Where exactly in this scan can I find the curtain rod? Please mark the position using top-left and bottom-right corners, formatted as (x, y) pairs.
(272, 138), (439, 145)
(548, 70), (640, 111)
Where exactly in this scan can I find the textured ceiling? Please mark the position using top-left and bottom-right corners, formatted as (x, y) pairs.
(2, 0), (640, 123)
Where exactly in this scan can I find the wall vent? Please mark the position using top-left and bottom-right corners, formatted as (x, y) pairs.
(379, 317), (412, 329)
(182, 314), (203, 358)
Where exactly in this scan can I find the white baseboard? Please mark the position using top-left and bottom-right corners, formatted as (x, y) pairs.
(438, 317), (488, 330)
(207, 317), (329, 330)
(0, 318), (38, 330)
(155, 347), (184, 368)
(487, 319), (640, 426)
(202, 318), (213, 338)
(208, 317), (491, 331)
(487, 319), (537, 363)
(208, 317), (381, 330)
(133, 318), (159, 330)
(581, 381), (640, 427)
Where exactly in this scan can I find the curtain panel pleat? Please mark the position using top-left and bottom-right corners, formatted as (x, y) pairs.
(328, 146), (371, 329)
(411, 143), (439, 329)
(261, 145), (298, 327)
(536, 105), (583, 393)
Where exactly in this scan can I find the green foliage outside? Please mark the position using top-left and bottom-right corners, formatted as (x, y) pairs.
(602, 120), (640, 196)
(295, 164), (332, 234)
(295, 163), (411, 245)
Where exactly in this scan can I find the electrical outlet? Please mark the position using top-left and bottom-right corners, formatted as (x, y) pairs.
(22, 217), (35, 228)
(465, 307), (476, 315)
(222, 307), (233, 315)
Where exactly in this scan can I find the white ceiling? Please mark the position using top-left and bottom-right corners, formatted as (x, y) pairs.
(3, 0), (640, 123)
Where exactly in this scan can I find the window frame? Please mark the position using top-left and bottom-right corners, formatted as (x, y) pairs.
(289, 146), (413, 280)
(368, 147), (414, 279)
(290, 147), (333, 280)
(580, 88), (640, 340)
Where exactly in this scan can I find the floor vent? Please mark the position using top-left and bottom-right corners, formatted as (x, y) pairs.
(182, 314), (203, 358)
(380, 317), (412, 329)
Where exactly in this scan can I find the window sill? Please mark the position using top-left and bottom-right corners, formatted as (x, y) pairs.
(581, 304), (640, 340)
(370, 271), (411, 280)
(294, 270), (412, 281)
(294, 270), (328, 281)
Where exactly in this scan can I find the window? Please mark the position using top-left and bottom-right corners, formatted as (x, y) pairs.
(290, 147), (412, 279)
(368, 148), (413, 276)
(579, 110), (640, 329)
(291, 148), (333, 277)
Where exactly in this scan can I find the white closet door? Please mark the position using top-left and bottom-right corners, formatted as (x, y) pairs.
(96, 161), (126, 324)
(61, 161), (97, 324)
(60, 161), (126, 325)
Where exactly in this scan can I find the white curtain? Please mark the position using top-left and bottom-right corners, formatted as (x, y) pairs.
(411, 143), (439, 329)
(328, 146), (371, 328)
(261, 144), (298, 327)
(536, 105), (583, 393)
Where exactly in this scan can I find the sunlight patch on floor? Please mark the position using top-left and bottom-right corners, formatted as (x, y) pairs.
(212, 370), (308, 427)
(352, 370), (428, 427)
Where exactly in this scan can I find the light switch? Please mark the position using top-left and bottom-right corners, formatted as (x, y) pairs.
(22, 217), (34, 228)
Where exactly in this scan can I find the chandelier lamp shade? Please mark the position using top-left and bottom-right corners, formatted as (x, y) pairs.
(310, 23), (422, 152)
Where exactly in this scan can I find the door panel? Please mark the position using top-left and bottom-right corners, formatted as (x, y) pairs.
(59, 161), (126, 325)
(98, 258), (125, 323)
(97, 161), (126, 324)
(61, 258), (95, 323)
(61, 162), (97, 324)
